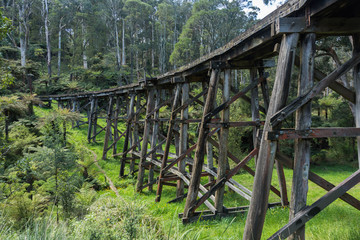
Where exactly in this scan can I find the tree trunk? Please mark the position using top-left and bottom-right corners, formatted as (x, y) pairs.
(121, 18), (126, 66)
(115, 14), (121, 70)
(57, 19), (63, 77)
(43, 0), (51, 78)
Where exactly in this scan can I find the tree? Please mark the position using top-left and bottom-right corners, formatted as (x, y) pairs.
(17, 0), (33, 67)
(42, 0), (51, 78)
(170, 0), (257, 67)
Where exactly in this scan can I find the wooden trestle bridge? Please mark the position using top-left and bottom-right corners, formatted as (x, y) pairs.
(40, 0), (360, 239)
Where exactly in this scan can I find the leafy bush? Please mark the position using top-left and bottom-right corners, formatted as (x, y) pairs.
(71, 195), (164, 240)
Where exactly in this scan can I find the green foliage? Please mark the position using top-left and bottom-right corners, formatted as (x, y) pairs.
(1, 192), (48, 229)
(71, 195), (164, 240)
(170, 0), (257, 66)
(0, 9), (11, 40)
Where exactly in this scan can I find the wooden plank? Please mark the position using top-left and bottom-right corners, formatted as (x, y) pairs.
(136, 89), (155, 192)
(215, 69), (231, 213)
(183, 69), (220, 219)
(271, 52), (360, 127)
(267, 128), (360, 140)
(269, 169), (360, 240)
(243, 33), (299, 240)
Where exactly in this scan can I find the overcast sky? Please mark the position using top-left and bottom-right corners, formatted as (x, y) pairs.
(251, 0), (282, 19)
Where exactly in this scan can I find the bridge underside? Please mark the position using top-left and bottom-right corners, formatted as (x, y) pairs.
(41, 0), (360, 239)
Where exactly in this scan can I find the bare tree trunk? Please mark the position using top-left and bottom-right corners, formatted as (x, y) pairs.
(121, 18), (126, 66)
(81, 7), (88, 70)
(151, 15), (155, 71)
(18, 3), (28, 67)
(57, 19), (63, 77)
(43, 0), (51, 77)
(114, 14), (121, 70)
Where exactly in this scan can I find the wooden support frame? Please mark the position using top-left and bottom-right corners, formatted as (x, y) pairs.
(183, 68), (220, 218)
(177, 82), (189, 197)
(243, 33), (300, 240)
(102, 96), (114, 160)
(156, 85), (181, 202)
(289, 33), (315, 240)
(136, 89), (155, 192)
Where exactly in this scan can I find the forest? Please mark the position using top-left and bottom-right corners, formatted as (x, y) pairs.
(0, 0), (359, 239)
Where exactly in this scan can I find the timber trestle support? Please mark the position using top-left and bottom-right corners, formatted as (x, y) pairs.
(40, 0), (360, 239)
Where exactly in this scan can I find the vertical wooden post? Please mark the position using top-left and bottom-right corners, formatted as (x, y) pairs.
(177, 82), (189, 197)
(289, 33), (315, 240)
(128, 95), (136, 174)
(134, 94), (142, 152)
(250, 68), (260, 157)
(149, 90), (160, 191)
(156, 85), (181, 202)
(87, 98), (95, 143)
(136, 89), (155, 192)
(71, 98), (76, 128)
(76, 99), (80, 128)
(120, 94), (135, 176)
(207, 142), (214, 185)
(184, 68), (220, 218)
(243, 33), (299, 240)
(353, 34), (360, 169)
(215, 69), (230, 213)
(92, 98), (98, 142)
(113, 96), (121, 155)
(102, 96), (114, 160)
(132, 94), (141, 175)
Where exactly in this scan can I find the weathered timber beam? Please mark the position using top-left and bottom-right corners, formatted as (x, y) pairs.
(184, 69), (220, 218)
(207, 137), (280, 198)
(243, 33), (299, 240)
(267, 127), (360, 140)
(205, 74), (268, 122)
(188, 149), (258, 215)
(268, 169), (360, 240)
(146, 95), (174, 118)
(289, 33), (315, 240)
(133, 151), (217, 213)
(271, 52), (360, 127)
(179, 202), (282, 218)
(174, 88), (207, 114)
(207, 121), (263, 128)
(156, 85), (181, 202)
(294, 55), (356, 103)
(274, 17), (360, 35)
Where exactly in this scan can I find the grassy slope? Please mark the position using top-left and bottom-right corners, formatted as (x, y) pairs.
(35, 106), (360, 240)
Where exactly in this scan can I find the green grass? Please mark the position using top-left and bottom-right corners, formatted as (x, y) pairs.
(34, 106), (360, 239)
